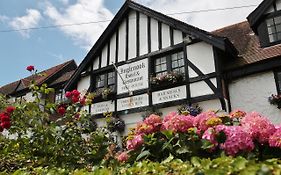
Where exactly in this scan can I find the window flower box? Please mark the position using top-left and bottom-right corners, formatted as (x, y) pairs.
(150, 72), (184, 86)
(94, 88), (115, 100)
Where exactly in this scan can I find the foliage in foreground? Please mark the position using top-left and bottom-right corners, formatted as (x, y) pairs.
(4, 156), (281, 175)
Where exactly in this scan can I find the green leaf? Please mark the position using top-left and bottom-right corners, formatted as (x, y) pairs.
(136, 150), (151, 161)
(176, 146), (190, 154)
(161, 130), (173, 139)
(191, 157), (201, 167)
(201, 139), (215, 150)
(232, 157), (247, 171)
(162, 154), (174, 164)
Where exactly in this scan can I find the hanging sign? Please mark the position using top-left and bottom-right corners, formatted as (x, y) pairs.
(117, 94), (149, 111)
(152, 85), (187, 105)
(117, 58), (149, 94)
(91, 101), (115, 115)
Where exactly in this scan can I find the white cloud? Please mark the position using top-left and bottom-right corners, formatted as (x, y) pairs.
(44, 0), (113, 50)
(9, 9), (42, 38)
(137, 0), (263, 31)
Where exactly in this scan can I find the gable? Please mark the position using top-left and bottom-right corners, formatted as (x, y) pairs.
(89, 9), (186, 71)
(65, 0), (236, 90)
(247, 0), (281, 33)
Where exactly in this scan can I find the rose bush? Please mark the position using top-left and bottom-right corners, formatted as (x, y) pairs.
(0, 68), (115, 173)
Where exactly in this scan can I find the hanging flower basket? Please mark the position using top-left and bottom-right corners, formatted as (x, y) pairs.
(268, 94), (281, 108)
(106, 117), (125, 133)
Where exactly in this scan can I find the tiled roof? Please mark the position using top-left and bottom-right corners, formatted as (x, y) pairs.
(0, 60), (76, 96)
(49, 70), (76, 87)
(212, 21), (281, 70)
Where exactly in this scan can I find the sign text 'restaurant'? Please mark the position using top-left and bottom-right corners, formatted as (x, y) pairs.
(117, 58), (148, 94)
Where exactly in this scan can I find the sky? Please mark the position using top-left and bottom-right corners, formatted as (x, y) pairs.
(0, 0), (263, 87)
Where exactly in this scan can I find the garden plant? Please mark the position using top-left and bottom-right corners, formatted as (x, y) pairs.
(0, 66), (281, 174)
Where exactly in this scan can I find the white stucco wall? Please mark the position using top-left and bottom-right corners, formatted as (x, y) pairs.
(186, 42), (215, 76)
(229, 71), (281, 124)
(77, 76), (90, 93)
(197, 99), (222, 112)
(24, 92), (35, 102)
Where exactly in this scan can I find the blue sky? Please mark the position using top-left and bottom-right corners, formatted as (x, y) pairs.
(0, 0), (262, 87)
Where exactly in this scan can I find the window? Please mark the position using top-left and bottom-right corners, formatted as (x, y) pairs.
(95, 71), (116, 91)
(55, 89), (66, 103)
(171, 52), (185, 74)
(154, 51), (185, 77)
(155, 57), (167, 76)
(266, 16), (281, 43)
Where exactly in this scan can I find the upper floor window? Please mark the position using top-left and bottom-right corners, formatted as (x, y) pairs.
(95, 71), (116, 91)
(266, 16), (281, 43)
(154, 51), (185, 77)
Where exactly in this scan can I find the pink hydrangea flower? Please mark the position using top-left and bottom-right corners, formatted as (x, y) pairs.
(162, 114), (193, 133)
(135, 123), (154, 135)
(126, 135), (144, 150)
(202, 127), (218, 150)
(144, 114), (162, 128)
(163, 112), (177, 122)
(215, 125), (255, 156)
(193, 111), (219, 133)
(269, 128), (281, 148)
(116, 151), (129, 163)
(240, 112), (276, 144)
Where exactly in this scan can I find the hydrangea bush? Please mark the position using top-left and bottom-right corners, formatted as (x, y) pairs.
(120, 109), (281, 163)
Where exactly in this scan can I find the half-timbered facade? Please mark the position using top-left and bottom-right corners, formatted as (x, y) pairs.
(66, 1), (237, 132)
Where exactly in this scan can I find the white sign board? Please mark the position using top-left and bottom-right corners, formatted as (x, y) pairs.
(91, 101), (115, 115)
(117, 94), (149, 111)
(152, 85), (187, 105)
(117, 58), (149, 94)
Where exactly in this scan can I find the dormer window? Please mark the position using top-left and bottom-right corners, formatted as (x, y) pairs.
(266, 16), (281, 43)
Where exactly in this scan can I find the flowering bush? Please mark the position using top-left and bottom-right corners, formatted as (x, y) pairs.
(0, 67), (115, 172)
(240, 112), (276, 144)
(150, 72), (184, 85)
(204, 125), (255, 156)
(118, 110), (281, 163)
(0, 106), (15, 131)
